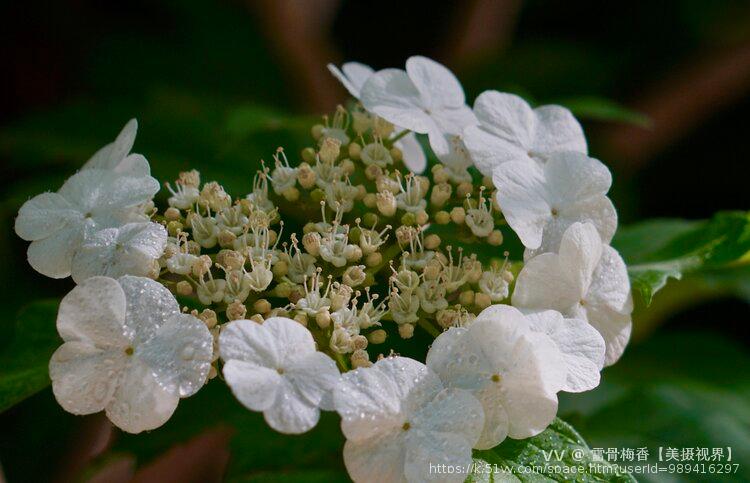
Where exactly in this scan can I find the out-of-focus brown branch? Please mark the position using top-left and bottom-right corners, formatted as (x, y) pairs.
(55, 414), (115, 483)
(602, 39), (750, 172)
(247, 0), (345, 112)
(442, 0), (522, 69)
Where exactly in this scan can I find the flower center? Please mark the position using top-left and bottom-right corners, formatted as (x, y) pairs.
(550, 208), (559, 217)
(491, 374), (501, 383)
(402, 422), (411, 431)
(124, 346), (134, 356)
(277, 368), (285, 375)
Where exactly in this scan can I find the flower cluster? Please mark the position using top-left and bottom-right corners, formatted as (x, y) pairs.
(15, 56), (632, 482)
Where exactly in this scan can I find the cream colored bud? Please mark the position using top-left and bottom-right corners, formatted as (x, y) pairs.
(167, 221), (183, 237)
(178, 169), (201, 188)
(415, 210), (429, 225)
(352, 111), (371, 135)
(272, 259), (288, 277)
(398, 323), (415, 339)
(297, 162), (317, 189)
(356, 184), (367, 200)
(311, 123), (324, 139)
(319, 137), (341, 164)
(435, 211), (451, 224)
(457, 182), (473, 198)
(192, 255), (213, 277)
(363, 193), (377, 208)
(368, 329), (387, 344)
(436, 309), (458, 329)
(343, 265), (366, 287)
(389, 146), (402, 162)
(432, 164), (449, 183)
(294, 312), (308, 327)
(450, 207), (466, 224)
(353, 335), (368, 351)
(487, 230), (504, 246)
(351, 349), (372, 368)
(218, 229), (237, 248)
(302, 232), (321, 256)
(459, 290), (475, 306)
(164, 207), (181, 221)
(253, 299), (271, 315)
(475, 292), (491, 310)
(250, 314), (265, 324)
(365, 252), (382, 267)
(344, 245), (363, 262)
(365, 164), (383, 181)
(176, 280), (193, 296)
(376, 175), (400, 194)
(430, 183), (452, 207)
(342, 159), (355, 175)
(226, 300), (247, 321)
(395, 225), (417, 245)
(349, 142), (362, 160)
(282, 187), (300, 202)
(224, 250), (246, 271)
(187, 241), (201, 255)
(315, 309), (331, 329)
(424, 234), (441, 250)
(372, 117), (395, 138)
(376, 191), (397, 217)
(195, 308), (217, 329)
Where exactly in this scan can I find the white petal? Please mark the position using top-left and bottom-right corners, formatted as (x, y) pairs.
(83, 119), (138, 171)
(405, 429), (474, 482)
(431, 105), (477, 136)
(544, 152), (611, 210)
(512, 252), (580, 313)
(585, 305), (632, 367)
(472, 91), (534, 147)
(27, 223), (84, 279)
(396, 133), (427, 173)
(49, 341), (126, 414)
(262, 317), (316, 366)
(524, 310), (605, 392)
(137, 313), (213, 397)
(57, 276), (129, 346)
(492, 159), (551, 249)
(329, 61), (374, 98)
(374, 357), (442, 415)
(361, 69), (434, 133)
(14, 192), (80, 241)
(473, 388), (510, 449)
(118, 275), (180, 344)
(59, 170), (159, 216)
(405, 56), (465, 109)
(557, 222), (603, 295)
(105, 358), (179, 434)
(219, 319), (280, 368)
(286, 351), (340, 408)
(533, 105), (587, 154)
(328, 64), (362, 98)
(263, 378), (321, 434)
(343, 430), (407, 483)
(411, 388), (484, 448)
(115, 153), (151, 177)
(463, 125), (528, 178)
(223, 359), (281, 411)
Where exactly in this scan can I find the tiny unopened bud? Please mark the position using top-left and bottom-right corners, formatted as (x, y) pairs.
(365, 252), (382, 267)
(301, 147), (317, 164)
(218, 229), (237, 248)
(223, 250), (246, 271)
(297, 162), (316, 189)
(178, 169), (201, 188)
(475, 292), (491, 310)
(435, 211), (451, 224)
(351, 349), (372, 368)
(250, 314), (265, 324)
(310, 188), (326, 204)
(352, 111), (371, 134)
(459, 290), (475, 306)
(372, 117), (395, 138)
(176, 280), (193, 296)
(415, 210), (429, 225)
(424, 234), (441, 250)
(272, 259), (289, 277)
(226, 300), (247, 321)
(389, 146), (402, 162)
(187, 241), (201, 255)
(363, 193), (377, 208)
(362, 212), (379, 227)
(192, 255), (213, 277)
(368, 329), (387, 345)
(349, 142), (362, 160)
(450, 207), (466, 225)
(457, 182), (473, 198)
(311, 124), (324, 140)
(353, 335), (368, 350)
(432, 164), (449, 183)
(197, 308), (217, 328)
(341, 159), (355, 176)
(164, 207), (181, 222)
(401, 212), (417, 226)
(430, 183), (452, 207)
(487, 230), (503, 246)
(343, 244), (362, 262)
(294, 312), (308, 327)
(365, 164), (383, 181)
(302, 232), (321, 256)
(376, 191), (397, 217)
(398, 323), (415, 339)
(167, 221), (183, 237)
(343, 265), (366, 287)
(315, 309), (331, 329)
(253, 299), (271, 315)
(282, 187), (300, 202)
(319, 137), (341, 164)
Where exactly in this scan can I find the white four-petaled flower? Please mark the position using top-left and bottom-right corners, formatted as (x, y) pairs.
(512, 222), (633, 365)
(71, 222), (167, 283)
(492, 150), (617, 258)
(463, 91), (587, 177)
(328, 61), (427, 173)
(426, 304), (565, 449)
(220, 317), (341, 434)
(49, 276), (213, 433)
(333, 356), (484, 483)
(360, 56), (476, 158)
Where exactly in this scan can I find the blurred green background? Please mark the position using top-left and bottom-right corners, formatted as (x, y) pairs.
(1, 0), (749, 481)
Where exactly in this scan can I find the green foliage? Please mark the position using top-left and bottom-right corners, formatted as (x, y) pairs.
(0, 301), (60, 412)
(614, 211), (750, 305)
(472, 419), (635, 482)
(557, 97), (651, 127)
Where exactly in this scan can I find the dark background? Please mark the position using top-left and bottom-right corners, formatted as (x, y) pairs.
(1, 1), (748, 481)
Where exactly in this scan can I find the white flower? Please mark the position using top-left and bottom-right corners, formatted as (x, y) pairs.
(520, 309), (605, 393)
(71, 222), (167, 283)
(426, 304), (565, 449)
(492, 150), (617, 257)
(463, 91), (587, 177)
(328, 61), (427, 173)
(359, 56), (476, 159)
(14, 168), (160, 279)
(333, 356), (484, 483)
(82, 119), (152, 177)
(220, 317), (340, 434)
(49, 276), (213, 433)
(512, 222), (633, 366)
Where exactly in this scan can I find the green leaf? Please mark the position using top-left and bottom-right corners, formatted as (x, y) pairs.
(556, 96), (651, 127)
(472, 418), (635, 482)
(614, 211), (750, 305)
(0, 301), (60, 412)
